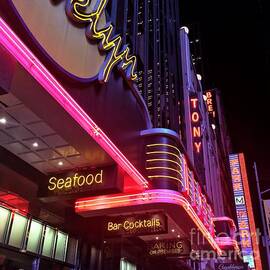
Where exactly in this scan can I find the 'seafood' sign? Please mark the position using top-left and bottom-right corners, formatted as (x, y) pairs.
(39, 166), (123, 201)
(48, 170), (103, 192)
(104, 212), (167, 237)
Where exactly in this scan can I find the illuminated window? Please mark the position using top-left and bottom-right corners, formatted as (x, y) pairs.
(26, 219), (43, 253)
(8, 213), (28, 248)
(0, 206), (11, 243)
(54, 231), (68, 262)
(42, 226), (56, 258)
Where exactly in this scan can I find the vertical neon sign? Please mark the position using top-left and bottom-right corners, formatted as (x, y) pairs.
(229, 154), (262, 270)
(205, 91), (216, 119)
(190, 97), (202, 154)
(190, 95), (205, 186)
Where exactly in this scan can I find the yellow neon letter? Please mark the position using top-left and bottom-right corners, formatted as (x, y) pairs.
(48, 177), (57, 191)
(66, 0), (137, 83)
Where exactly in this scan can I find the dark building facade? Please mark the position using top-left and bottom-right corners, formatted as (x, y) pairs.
(107, 0), (182, 132)
(0, 1), (253, 270)
(107, 1), (235, 220)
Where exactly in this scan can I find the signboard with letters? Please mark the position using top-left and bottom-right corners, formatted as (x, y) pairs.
(190, 95), (203, 155)
(39, 165), (123, 201)
(104, 212), (167, 237)
(229, 154), (262, 270)
(215, 263), (248, 270)
(190, 94), (205, 184)
(147, 238), (191, 257)
(205, 90), (217, 123)
(66, 0), (137, 83)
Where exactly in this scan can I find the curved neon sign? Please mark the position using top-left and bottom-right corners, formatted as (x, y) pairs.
(66, 0), (137, 83)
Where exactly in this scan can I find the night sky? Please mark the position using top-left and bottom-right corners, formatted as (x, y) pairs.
(180, 0), (270, 190)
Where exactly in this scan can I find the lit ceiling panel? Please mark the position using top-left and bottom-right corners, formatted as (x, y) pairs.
(0, 93), (107, 174)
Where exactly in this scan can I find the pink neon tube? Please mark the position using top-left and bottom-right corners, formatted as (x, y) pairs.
(0, 16), (148, 189)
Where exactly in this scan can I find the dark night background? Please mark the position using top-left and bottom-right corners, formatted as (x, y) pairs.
(180, 0), (270, 188)
(180, 0), (270, 266)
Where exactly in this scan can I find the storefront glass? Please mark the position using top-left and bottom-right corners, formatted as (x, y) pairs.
(54, 231), (68, 262)
(8, 213), (28, 248)
(41, 226), (56, 258)
(0, 207), (10, 243)
(26, 219), (43, 254)
(0, 205), (78, 268)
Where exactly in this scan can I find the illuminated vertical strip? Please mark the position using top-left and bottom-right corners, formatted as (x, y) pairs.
(239, 154), (262, 270)
(195, 181), (202, 215)
(229, 154), (262, 270)
(188, 169), (194, 204)
(182, 156), (189, 195)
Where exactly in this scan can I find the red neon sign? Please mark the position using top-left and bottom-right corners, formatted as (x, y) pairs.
(205, 91), (216, 118)
(190, 97), (202, 154)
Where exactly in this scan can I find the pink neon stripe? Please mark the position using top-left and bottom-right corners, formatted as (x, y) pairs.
(0, 17), (148, 188)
